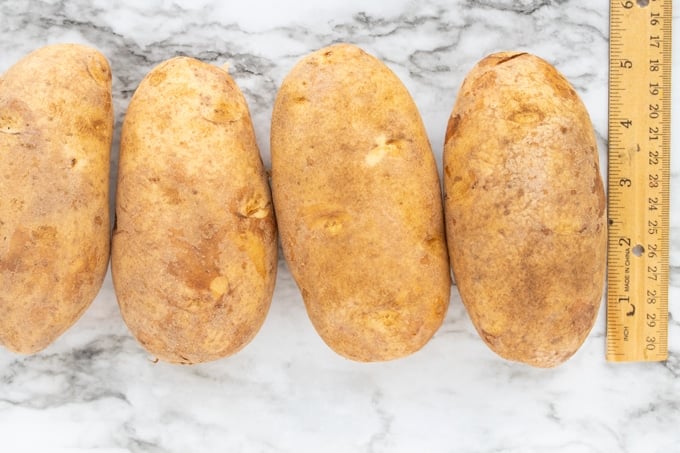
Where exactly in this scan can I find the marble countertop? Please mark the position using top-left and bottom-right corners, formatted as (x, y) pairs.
(0, 1), (678, 452)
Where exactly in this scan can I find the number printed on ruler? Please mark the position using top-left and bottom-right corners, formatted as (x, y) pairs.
(607, 0), (671, 362)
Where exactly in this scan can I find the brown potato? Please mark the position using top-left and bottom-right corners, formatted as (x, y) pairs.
(271, 43), (450, 362)
(443, 52), (606, 367)
(0, 44), (113, 353)
(112, 57), (277, 364)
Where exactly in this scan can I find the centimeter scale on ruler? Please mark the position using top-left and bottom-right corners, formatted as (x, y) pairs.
(607, 0), (671, 362)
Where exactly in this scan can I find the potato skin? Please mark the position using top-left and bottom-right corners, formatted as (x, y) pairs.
(271, 44), (450, 362)
(443, 52), (606, 367)
(0, 44), (113, 353)
(112, 57), (276, 364)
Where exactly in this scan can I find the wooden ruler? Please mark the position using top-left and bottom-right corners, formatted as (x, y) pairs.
(607, 0), (671, 361)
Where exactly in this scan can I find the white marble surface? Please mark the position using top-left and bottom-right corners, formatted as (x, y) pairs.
(0, 0), (679, 452)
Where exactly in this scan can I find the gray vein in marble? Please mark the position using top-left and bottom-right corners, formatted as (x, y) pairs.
(467, 0), (568, 15)
(663, 354), (679, 377)
(125, 436), (165, 453)
(0, 336), (132, 409)
(366, 390), (394, 453)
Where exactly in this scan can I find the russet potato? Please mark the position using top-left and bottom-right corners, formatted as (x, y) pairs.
(0, 44), (113, 353)
(443, 52), (606, 367)
(112, 57), (277, 364)
(271, 44), (450, 362)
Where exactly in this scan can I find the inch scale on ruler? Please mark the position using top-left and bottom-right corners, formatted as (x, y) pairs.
(607, 0), (671, 362)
